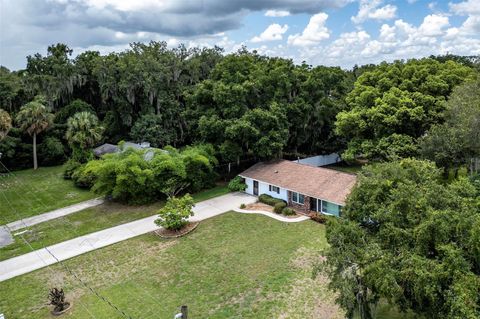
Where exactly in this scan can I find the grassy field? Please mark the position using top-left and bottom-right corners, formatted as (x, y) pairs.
(0, 165), (97, 223)
(0, 213), (413, 319)
(0, 185), (230, 261)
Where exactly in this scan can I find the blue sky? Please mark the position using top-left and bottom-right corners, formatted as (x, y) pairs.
(1, 0), (479, 69)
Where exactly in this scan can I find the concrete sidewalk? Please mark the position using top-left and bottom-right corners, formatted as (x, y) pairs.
(0, 192), (257, 282)
(6, 198), (104, 231)
(235, 208), (310, 222)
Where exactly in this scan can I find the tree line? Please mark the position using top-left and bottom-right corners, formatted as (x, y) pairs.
(0, 42), (478, 173)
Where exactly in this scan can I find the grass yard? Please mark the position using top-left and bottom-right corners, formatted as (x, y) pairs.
(0, 185), (230, 261)
(0, 165), (97, 223)
(325, 162), (364, 174)
(0, 213), (413, 319)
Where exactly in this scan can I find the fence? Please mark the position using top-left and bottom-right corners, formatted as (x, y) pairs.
(292, 153), (341, 167)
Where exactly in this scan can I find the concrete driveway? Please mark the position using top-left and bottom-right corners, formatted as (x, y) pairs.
(0, 192), (257, 282)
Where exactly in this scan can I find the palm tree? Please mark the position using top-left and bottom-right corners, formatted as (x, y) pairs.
(66, 111), (104, 162)
(16, 99), (53, 169)
(0, 108), (12, 141)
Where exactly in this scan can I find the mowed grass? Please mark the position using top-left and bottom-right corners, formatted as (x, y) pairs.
(0, 165), (96, 223)
(0, 185), (230, 261)
(0, 213), (414, 319)
(0, 213), (343, 319)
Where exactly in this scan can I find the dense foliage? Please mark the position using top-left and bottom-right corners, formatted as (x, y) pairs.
(325, 159), (480, 319)
(84, 145), (217, 203)
(0, 108), (12, 141)
(420, 78), (480, 175)
(155, 194), (195, 230)
(227, 176), (247, 192)
(336, 59), (473, 161)
(66, 111), (104, 163)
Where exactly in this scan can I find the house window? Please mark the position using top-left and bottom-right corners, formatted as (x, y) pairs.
(269, 185), (280, 194)
(292, 192), (304, 205)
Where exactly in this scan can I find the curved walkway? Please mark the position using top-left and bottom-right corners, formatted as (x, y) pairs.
(235, 208), (310, 222)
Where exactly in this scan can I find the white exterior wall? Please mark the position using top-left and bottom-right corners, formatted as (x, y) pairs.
(294, 153), (341, 167)
(258, 181), (289, 202)
(242, 177), (288, 202)
(244, 177), (255, 196)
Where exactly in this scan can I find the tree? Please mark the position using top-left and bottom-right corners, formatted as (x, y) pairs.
(0, 108), (12, 141)
(16, 97), (54, 169)
(335, 59), (473, 161)
(420, 78), (480, 176)
(66, 111), (104, 162)
(130, 113), (176, 147)
(155, 194), (195, 230)
(324, 159), (480, 319)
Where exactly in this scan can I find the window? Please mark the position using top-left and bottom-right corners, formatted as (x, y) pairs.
(269, 185), (280, 194)
(292, 192), (304, 205)
(321, 200), (340, 216)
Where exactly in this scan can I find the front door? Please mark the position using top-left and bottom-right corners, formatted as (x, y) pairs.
(253, 180), (259, 196)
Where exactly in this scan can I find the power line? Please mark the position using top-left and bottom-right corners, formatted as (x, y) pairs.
(0, 163), (137, 319)
(0, 161), (165, 319)
(0, 193), (99, 319)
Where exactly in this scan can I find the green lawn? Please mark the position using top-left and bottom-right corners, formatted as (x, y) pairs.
(325, 162), (364, 174)
(0, 213), (413, 319)
(0, 185), (230, 261)
(0, 165), (97, 223)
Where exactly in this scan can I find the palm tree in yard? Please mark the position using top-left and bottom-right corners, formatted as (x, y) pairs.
(0, 108), (12, 141)
(16, 98), (54, 169)
(66, 111), (104, 162)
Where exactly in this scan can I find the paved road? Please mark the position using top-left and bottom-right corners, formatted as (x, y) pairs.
(6, 198), (104, 231)
(0, 192), (257, 282)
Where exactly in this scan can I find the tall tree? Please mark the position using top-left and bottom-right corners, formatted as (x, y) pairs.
(335, 58), (473, 161)
(0, 108), (12, 141)
(66, 111), (104, 162)
(420, 78), (480, 175)
(16, 97), (54, 169)
(325, 159), (480, 319)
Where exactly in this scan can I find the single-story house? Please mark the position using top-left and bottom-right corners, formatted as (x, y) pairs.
(239, 160), (357, 217)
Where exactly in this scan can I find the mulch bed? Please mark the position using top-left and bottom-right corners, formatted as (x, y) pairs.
(154, 222), (199, 238)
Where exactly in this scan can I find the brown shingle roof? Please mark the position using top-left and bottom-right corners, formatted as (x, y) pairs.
(239, 160), (357, 205)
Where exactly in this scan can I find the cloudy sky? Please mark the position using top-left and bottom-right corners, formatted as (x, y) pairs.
(0, 0), (479, 70)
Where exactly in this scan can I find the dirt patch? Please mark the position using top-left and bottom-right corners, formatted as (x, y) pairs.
(154, 222), (199, 238)
(244, 202), (274, 213)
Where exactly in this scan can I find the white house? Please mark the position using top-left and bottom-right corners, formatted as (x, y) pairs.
(239, 160), (357, 217)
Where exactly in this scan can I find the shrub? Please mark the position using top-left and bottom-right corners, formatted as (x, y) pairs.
(63, 159), (81, 179)
(228, 176), (247, 192)
(240, 203), (246, 209)
(71, 164), (96, 189)
(48, 288), (70, 313)
(274, 201), (286, 214)
(155, 195), (195, 230)
(282, 207), (296, 216)
(258, 194), (285, 206)
(84, 146), (218, 204)
(309, 212), (327, 223)
(39, 137), (65, 165)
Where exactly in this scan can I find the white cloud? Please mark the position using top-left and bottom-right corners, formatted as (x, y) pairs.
(352, 0), (397, 24)
(265, 10), (290, 17)
(251, 23), (288, 42)
(449, 0), (480, 15)
(287, 13), (330, 46)
(418, 14), (449, 36)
